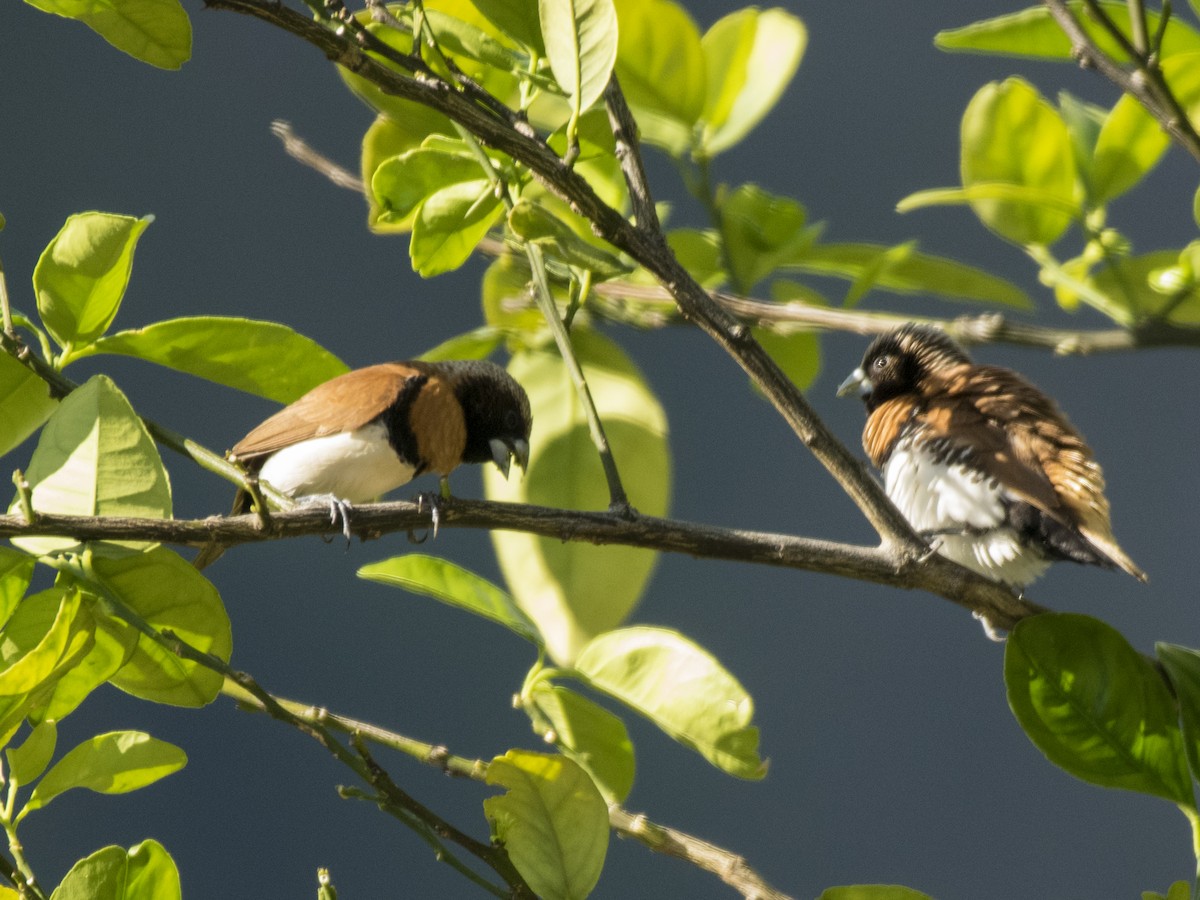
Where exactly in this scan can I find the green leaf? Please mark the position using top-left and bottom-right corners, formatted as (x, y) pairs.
(24, 0), (191, 69)
(509, 201), (631, 279)
(527, 682), (635, 803)
(753, 327), (820, 393)
(1155, 644), (1200, 787)
(411, 179), (505, 277)
(34, 213), (151, 350)
(38, 608), (137, 723)
(0, 351), (57, 458)
(612, 0), (705, 155)
(935, 3), (1200, 61)
(84, 317), (348, 403)
(418, 327), (504, 363)
(1092, 96), (1171, 204)
(482, 256), (553, 333)
(665, 229), (726, 288)
(0, 588), (92, 698)
(718, 184), (809, 293)
(358, 554), (542, 644)
(485, 331), (671, 664)
(372, 148), (487, 227)
(785, 242), (1031, 308)
(1194, 183), (1200, 231)
(818, 888), (934, 900)
(699, 8), (806, 156)
(573, 626), (766, 779)
(23, 730), (185, 818)
(960, 78), (1079, 245)
(87, 548), (232, 707)
(10, 375), (171, 557)
(1056, 91), (1106, 187)
(472, 0), (545, 55)
(49, 840), (180, 900)
(1091, 250), (1200, 323)
(6, 721), (58, 786)
(539, 0), (618, 122)
(0, 549), (35, 632)
(484, 750), (608, 900)
(1006, 613), (1193, 806)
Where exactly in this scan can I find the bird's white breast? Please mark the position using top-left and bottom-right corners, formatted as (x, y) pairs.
(258, 423), (416, 503)
(883, 436), (1050, 587)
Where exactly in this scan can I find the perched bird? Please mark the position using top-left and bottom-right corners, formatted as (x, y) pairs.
(195, 359), (531, 567)
(838, 324), (1145, 588)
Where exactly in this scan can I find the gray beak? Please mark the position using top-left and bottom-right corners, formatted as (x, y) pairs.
(490, 437), (530, 479)
(836, 366), (870, 398)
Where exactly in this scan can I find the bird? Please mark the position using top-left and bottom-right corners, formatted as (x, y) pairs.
(837, 324), (1145, 589)
(194, 359), (532, 568)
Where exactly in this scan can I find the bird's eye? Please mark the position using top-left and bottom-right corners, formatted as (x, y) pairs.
(504, 410), (520, 431)
(873, 355), (889, 370)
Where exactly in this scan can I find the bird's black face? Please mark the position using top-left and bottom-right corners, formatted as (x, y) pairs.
(453, 363), (533, 476)
(837, 325), (971, 410)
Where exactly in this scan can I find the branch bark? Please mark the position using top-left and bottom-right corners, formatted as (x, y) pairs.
(0, 499), (1043, 630)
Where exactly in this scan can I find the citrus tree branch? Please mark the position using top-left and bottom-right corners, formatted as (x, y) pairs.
(0, 500), (1043, 630)
(1043, 0), (1200, 162)
(222, 679), (797, 900)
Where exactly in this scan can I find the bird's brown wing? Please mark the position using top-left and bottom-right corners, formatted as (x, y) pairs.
(921, 365), (1144, 580)
(230, 363), (423, 460)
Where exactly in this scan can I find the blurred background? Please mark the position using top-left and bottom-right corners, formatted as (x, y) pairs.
(3, 1), (1198, 896)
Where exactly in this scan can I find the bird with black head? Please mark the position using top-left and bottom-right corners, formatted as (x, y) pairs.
(838, 324), (1145, 589)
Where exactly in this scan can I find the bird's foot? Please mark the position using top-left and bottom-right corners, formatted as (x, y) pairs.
(299, 494), (355, 547)
(410, 491), (446, 544)
(972, 610), (1008, 643)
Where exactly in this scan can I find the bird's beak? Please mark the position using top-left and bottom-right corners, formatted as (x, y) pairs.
(490, 437), (530, 479)
(836, 366), (870, 398)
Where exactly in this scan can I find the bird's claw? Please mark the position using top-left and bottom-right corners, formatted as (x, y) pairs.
(409, 491), (444, 544)
(972, 610), (1008, 643)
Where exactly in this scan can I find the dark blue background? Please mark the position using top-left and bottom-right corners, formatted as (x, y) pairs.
(3, 1), (1197, 897)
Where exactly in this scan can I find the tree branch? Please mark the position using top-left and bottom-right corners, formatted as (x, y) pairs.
(0, 499), (1043, 630)
(1043, 0), (1200, 162)
(223, 680), (798, 900)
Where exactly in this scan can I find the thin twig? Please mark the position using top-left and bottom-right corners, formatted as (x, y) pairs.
(1044, 0), (1200, 162)
(225, 681), (796, 900)
(266, 122), (1200, 355)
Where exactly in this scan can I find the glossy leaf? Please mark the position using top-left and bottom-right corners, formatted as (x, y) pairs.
(1091, 251), (1200, 323)
(786, 242), (1031, 307)
(24, 0), (191, 69)
(484, 750), (608, 900)
(960, 78), (1078, 245)
(0, 588), (91, 697)
(699, 8), (805, 156)
(528, 682), (635, 803)
(481, 256), (554, 333)
(372, 148), (486, 227)
(539, 0), (618, 121)
(411, 179), (505, 277)
(612, 0), (705, 155)
(509, 201), (630, 279)
(1006, 613), (1192, 806)
(358, 554), (541, 644)
(418, 327), (504, 362)
(472, 0), (544, 54)
(10, 375), (171, 556)
(936, 3), (1200, 61)
(38, 608), (136, 723)
(666, 229), (726, 288)
(1092, 96), (1171, 204)
(1156, 644), (1200, 786)
(0, 351), (56, 457)
(87, 547), (232, 707)
(84, 317), (346, 403)
(485, 331), (671, 664)
(753, 328), (820, 393)
(818, 888), (933, 900)
(6, 721), (57, 786)
(23, 731), (185, 818)
(719, 184), (809, 292)
(49, 839), (180, 900)
(0, 548), (35, 632)
(574, 626), (766, 779)
(34, 213), (151, 350)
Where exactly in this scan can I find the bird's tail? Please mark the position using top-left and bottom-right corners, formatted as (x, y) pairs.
(1083, 527), (1148, 583)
